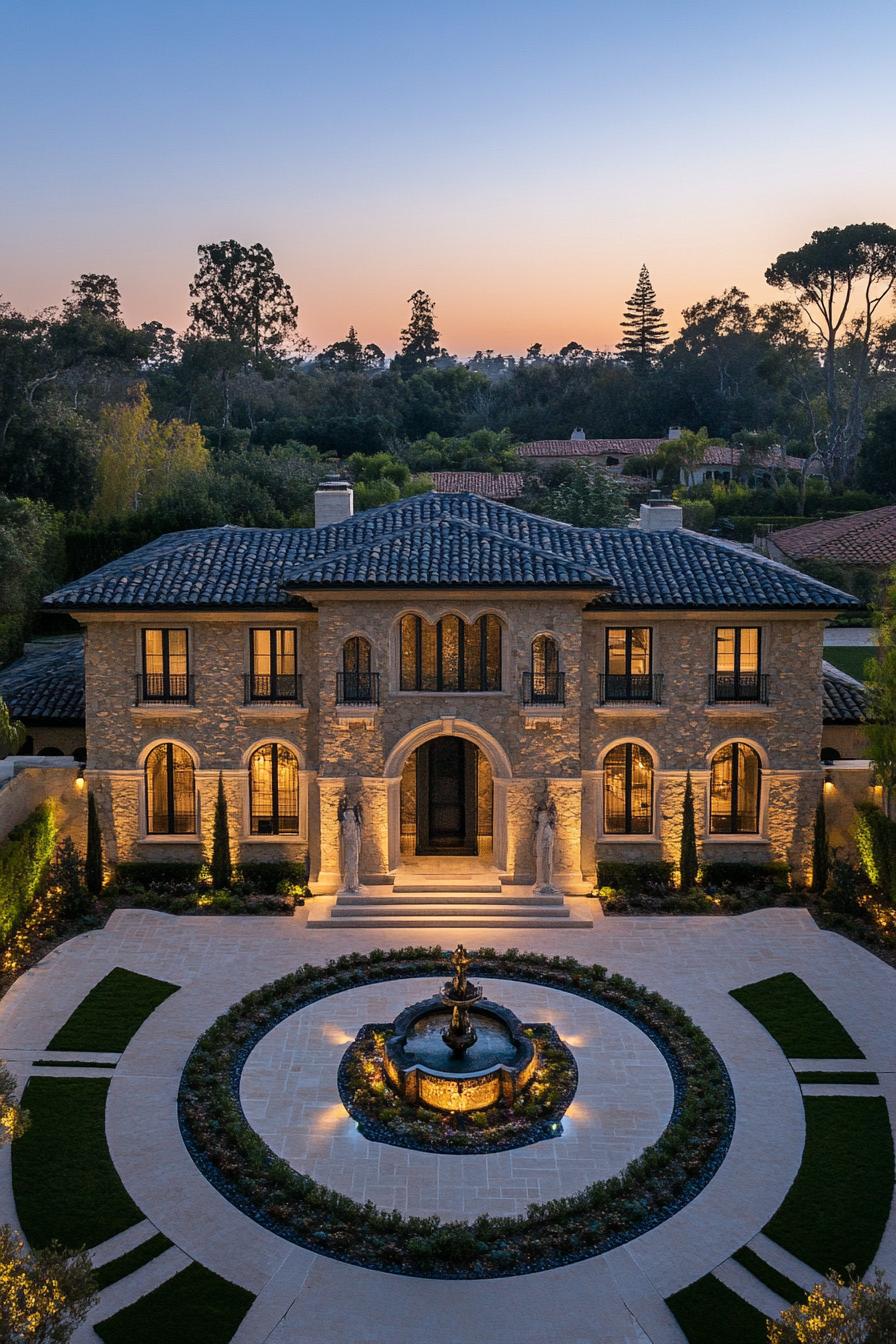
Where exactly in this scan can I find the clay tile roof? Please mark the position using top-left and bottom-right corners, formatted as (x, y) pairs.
(768, 505), (896, 568)
(0, 638), (85, 724)
(519, 438), (665, 459)
(822, 661), (870, 724)
(430, 472), (524, 499)
(43, 492), (859, 611)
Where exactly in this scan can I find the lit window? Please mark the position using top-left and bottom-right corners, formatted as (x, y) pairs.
(604, 743), (653, 834)
(145, 743), (195, 834)
(399, 614), (501, 691)
(249, 743), (299, 835)
(530, 635), (561, 702)
(709, 742), (761, 833)
(141, 629), (189, 701)
(249, 629), (297, 701)
(714, 628), (761, 700)
(605, 628), (652, 700)
(341, 636), (374, 703)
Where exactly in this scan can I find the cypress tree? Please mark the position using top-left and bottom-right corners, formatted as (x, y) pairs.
(85, 791), (103, 897)
(618, 264), (668, 367)
(811, 790), (829, 893)
(679, 771), (698, 893)
(211, 772), (232, 889)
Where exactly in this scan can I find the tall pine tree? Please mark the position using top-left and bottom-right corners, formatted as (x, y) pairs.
(392, 290), (446, 375)
(618, 264), (668, 367)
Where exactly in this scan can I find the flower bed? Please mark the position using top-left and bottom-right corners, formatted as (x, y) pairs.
(178, 946), (734, 1279)
(338, 1023), (577, 1154)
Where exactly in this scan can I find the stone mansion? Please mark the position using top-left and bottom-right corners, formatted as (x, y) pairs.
(42, 482), (857, 905)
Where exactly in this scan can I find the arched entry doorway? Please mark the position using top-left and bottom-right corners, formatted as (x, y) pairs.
(400, 739), (493, 857)
(384, 720), (511, 872)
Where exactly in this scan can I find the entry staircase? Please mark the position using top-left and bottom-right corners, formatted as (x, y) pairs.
(307, 869), (593, 929)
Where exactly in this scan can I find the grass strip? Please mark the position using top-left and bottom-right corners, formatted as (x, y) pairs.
(730, 972), (864, 1058)
(94, 1262), (254, 1344)
(731, 1246), (806, 1305)
(795, 1070), (879, 1085)
(764, 1096), (894, 1277)
(666, 1273), (769, 1344)
(94, 1232), (174, 1290)
(34, 1060), (116, 1069)
(49, 967), (180, 1052)
(823, 646), (874, 682)
(12, 1077), (142, 1249)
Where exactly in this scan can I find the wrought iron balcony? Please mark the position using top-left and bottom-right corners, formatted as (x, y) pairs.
(598, 673), (663, 705)
(244, 672), (303, 704)
(708, 672), (769, 704)
(135, 673), (193, 705)
(519, 671), (566, 706)
(337, 671), (380, 706)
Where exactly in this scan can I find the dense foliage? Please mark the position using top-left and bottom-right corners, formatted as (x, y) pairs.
(0, 802), (57, 946)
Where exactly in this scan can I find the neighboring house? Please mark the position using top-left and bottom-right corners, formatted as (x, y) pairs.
(820, 661), (875, 855)
(765, 505), (896, 572)
(42, 484), (858, 907)
(519, 429), (822, 487)
(430, 472), (524, 501)
(0, 637), (86, 759)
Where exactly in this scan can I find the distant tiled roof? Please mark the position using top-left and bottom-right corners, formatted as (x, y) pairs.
(0, 638), (84, 724)
(43, 493), (859, 611)
(520, 438), (813, 473)
(768, 505), (896, 568)
(822, 661), (870, 724)
(430, 472), (524, 499)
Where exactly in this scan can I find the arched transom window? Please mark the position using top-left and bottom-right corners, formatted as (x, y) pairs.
(249, 743), (300, 835)
(399, 614), (501, 692)
(145, 743), (195, 835)
(604, 743), (653, 834)
(709, 742), (761, 834)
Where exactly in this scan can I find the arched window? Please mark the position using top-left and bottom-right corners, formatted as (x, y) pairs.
(341, 635), (373, 703)
(145, 743), (196, 835)
(249, 743), (299, 835)
(604, 744), (653, 834)
(710, 742), (761, 834)
(821, 746), (841, 763)
(399, 614), (501, 692)
(530, 634), (561, 703)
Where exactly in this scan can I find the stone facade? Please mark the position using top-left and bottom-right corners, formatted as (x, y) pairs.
(79, 596), (830, 890)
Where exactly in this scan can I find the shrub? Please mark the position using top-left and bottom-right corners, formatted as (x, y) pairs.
(85, 790), (104, 897)
(48, 836), (89, 919)
(237, 860), (305, 894)
(824, 857), (872, 916)
(115, 861), (203, 889)
(854, 801), (896, 901)
(596, 860), (674, 896)
(700, 860), (789, 891)
(811, 792), (829, 894)
(0, 801), (57, 946)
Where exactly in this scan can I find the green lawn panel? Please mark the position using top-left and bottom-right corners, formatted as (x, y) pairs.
(731, 1246), (806, 1305)
(12, 1077), (142, 1249)
(730, 972), (864, 1058)
(666, 1273), (770, 1344)
(795, 1070), (879, 1085)
(764, 1096), (894, 1278)
(34, 1060), (116, 1069)
(95, 1232), (174, 1290)
(49, 967), (180, 1052)
(823, 646), (875, 682)
(94, 1262), (254, 1344)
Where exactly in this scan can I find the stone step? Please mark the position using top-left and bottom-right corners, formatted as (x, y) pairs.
(336, 892), (565, 907)
(331, 901), (574, 920)
(391, 881), (503, 894)
(315, 910), (593, 928)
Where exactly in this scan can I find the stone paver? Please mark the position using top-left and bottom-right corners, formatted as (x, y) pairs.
(1, 905), (893, 1343)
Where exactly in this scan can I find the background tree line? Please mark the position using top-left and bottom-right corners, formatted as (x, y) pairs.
(1, 226), (896, 658)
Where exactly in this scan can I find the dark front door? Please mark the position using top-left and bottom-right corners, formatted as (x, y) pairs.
(416, 738), (478, 855)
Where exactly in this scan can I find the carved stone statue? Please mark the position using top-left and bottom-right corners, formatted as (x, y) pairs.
(534, 794), (558, 891)
(338, 795), (363, 892)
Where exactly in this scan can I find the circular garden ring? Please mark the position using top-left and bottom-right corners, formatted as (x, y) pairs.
(178, 946), (735, 1279)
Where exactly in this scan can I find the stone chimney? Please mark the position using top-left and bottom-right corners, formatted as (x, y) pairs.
(667, 426), (682, 441)
(314, 475), (354, 527)
(570, 427), (586, 440)
(639, 489), (683, 532)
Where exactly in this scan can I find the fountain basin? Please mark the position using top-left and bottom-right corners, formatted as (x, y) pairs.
(383, 995), (536, 1111)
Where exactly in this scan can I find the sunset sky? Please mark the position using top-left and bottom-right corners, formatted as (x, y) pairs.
(3, 0), (896, 357)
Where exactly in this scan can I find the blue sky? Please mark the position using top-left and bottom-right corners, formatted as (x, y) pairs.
(3, 0), (895, 353)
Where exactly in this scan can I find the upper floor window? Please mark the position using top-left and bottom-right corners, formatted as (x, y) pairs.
(249, 743), (299, 835)
(709, 741), (761, 834)
(713, 627), (762, 702)
(249, 629), (299, 702)
(141, 629), (189, 702)
(526, 634), (563, 704)
(339, 636), (377, 704)
(604, 628), (654, 701)
(145, 742), (195, 834)
(399, 614), (501, 692)
(604, 743), (654, 834)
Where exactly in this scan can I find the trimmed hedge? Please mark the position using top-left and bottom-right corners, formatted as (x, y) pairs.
(701, 860), (789, 890)
(0, 801), (57, 946)
(115, 861), (203, 888)
(237, 860), (305, 894)
(854, 802), (896, 902)
(596, 859), (674, 894)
